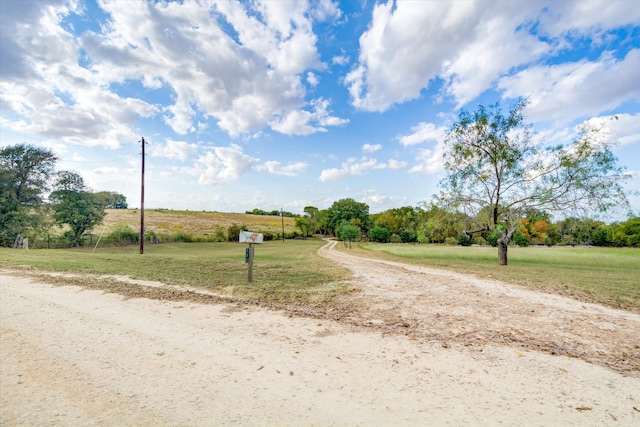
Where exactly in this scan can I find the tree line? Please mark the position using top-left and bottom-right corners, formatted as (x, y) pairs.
(1, 144), (127, 247)
(2, 100), (634, 264)
(293, 198), (639, 248)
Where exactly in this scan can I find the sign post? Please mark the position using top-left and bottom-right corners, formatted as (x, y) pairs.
(239, 231), (263, 283)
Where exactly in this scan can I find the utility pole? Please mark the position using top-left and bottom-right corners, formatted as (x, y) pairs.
(140, 136), (146, 255)
(281, 208), (284, 243)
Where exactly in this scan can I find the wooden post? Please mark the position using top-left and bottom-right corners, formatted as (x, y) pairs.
(247, 243), (255, 282)
(140, 137), (145, 255)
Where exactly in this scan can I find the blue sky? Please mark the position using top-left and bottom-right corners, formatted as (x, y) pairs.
(1, 0), (639, 218)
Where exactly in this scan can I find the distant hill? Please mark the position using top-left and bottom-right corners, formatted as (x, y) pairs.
(102, 208), (297, 238)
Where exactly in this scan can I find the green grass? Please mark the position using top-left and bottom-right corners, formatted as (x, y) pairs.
(0, 240), (353, 307)
(347, 243), (640, 312)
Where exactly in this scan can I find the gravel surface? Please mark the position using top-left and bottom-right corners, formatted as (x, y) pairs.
(1, 241), (639, 425)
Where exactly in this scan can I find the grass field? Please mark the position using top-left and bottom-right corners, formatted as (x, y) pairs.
(3, 207), (639, 313)
(0, 240), (353, 307)
(347, 243), (640, 312)
(100, 208), (298, 239)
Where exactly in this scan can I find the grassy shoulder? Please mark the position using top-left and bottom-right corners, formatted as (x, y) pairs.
(0, 240), (353, 308)
(342, 242), (640, 312)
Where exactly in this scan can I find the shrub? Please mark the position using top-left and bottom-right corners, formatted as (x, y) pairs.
(399, 229), (416, 243)
(214, 227), (226, 242)
(106, 223), (138, 245)
(370, 226), (391, 243)
(389, 233), (401, 243)
(444, 237), (458, 245)
(227, 224), (245, 242)
(457, 233), (472, 246)
(513, 230), (530, 247)
(485, 231), (499, 247)
(173, 231), (193, 242)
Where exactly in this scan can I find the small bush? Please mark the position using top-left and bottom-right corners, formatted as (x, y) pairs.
(370, 226), (391, 243)
(513, 231), (530, 247)
(399, 229), (416, 243)
(106, 223), (139, 245)
(227, 224), (245, 242)
(389, 233), (401, 243)
(457, 233), (472, 246)
(444, 237), (458, 245)
(174, 231), (193, 242)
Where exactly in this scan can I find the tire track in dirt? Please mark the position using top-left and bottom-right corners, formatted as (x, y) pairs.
(319, 240), (640, 375)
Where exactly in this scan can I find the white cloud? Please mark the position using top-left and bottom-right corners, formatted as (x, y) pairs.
(307, 72), (319, 87)
(331, 52), (349, 66)
(409, 143), (446, 175)
(396, 122), (447, 146)
(345, 1), (639, 112)
(319, 156), (405, 182)
(194, 144), (257, 185)
(0, 0), (343, 144)
(255, 160), (309, 176)
(362, 143), (382, 153)
(150, 139), (198, 161)
(499, 50), (640, 125)
(344, 1), (545, 111)
(580, 113), (640, 147)
(270, 97), (348, 135)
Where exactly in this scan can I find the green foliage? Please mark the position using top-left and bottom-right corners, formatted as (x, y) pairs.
(327, 198), (370, 234)
(173, 231), (193, 242)
(399, 229), (416, 243)
(214, 227), (226, 242)
(613, 217), (640, 247)
(226, 224), (246, 242)
(438, 100), (630, 264)
(485, 231), (499, 247)
(50, 172), (105, 247)
(444, 237), (458, 245)
(106, 223), (139, 245)
(370, 226), (391, 243)
(0, 144), (57, 246)
(295, 216), (312, 237)
(246, 208), (297, 217)
(389, 233), (402, 243)
(513, 231), (530, 247)
(458, 233), (472, 246)
(94, 191), (128, 208)
(336, 221), (361, 243)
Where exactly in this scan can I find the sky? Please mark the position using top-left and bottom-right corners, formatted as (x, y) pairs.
(1, 0), (639, 219)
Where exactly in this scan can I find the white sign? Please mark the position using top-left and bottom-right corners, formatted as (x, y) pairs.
(239, 231), (264, 244)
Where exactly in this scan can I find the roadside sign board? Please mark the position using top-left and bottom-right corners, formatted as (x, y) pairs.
(239, 231), (264, 244)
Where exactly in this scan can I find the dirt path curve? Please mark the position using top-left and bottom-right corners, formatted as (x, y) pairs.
(319, 240), (640, 375)
(1, 243), (639, 426)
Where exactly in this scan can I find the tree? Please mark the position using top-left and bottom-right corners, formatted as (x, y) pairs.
(336, 221), (361, 248)
(370, 226), (391, 243)
(94, 191), (128, 208)
(295, 216), (312, 238)
(327, 198), (370, 235)
(303, 206), (319, 235)
(0, 144), (57, 246)
(49, 171), (105, 246)
(438, 100), (629, 265)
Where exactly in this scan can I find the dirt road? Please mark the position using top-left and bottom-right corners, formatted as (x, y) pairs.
(1, 241), (639, 425)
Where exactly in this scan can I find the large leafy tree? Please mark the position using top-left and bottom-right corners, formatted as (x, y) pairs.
(326, 198), (370, 234)
(94, 191), (128, 208)
(438, 100), (629, 265)
(49, 171), (105, 246)
(0, 144), (57, 246)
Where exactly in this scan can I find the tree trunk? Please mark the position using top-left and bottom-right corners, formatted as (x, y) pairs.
(497, 238), (508, 265)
